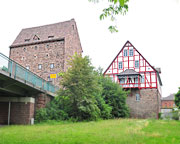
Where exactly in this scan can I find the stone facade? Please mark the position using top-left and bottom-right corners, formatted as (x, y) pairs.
(35, 93), (52, 110)
(9, 19), (82, 87)
(127, 88), (161, 119)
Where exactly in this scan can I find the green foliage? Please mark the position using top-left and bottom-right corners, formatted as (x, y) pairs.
(101, 77), (129, 118)
(89, 0), (129, 32)
(35, 108), (48, 123)
(58, 54), (101, 121)
(172, 110), (179, 120)
(35, 54), (129, 122)
(35, 99), (69, 123)
(175, 87), (180, 109)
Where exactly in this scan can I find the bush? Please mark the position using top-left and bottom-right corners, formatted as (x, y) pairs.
(35, 55), (129, 122)
(35, 108), (48, 123)
(172, 110), (179, 120)
(101, 76), (129, 118)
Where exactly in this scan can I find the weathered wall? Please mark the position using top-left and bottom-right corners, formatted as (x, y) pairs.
(161, 100), (175, 109)
(10, 102), (34, 125)
(0, 102), (8, 124)
(35, 93), (52, 110)
(9, 41), (65, 87)
(126, 88), (160, 119)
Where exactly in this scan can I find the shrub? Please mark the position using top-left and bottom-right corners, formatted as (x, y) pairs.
(172, 110), (179, 120)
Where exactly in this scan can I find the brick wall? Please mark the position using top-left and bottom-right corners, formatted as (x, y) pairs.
(126, 88), (160, 119)
(161, 100), (175, 109)
(10, 102), (34, 124)
(10, 40), (65, 87)
(0, 102), (8, 124)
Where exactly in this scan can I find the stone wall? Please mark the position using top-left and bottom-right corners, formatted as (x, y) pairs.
(9, 40), (65, 87)
(35, 93), (52, 110)
(126, 88), (160, 119)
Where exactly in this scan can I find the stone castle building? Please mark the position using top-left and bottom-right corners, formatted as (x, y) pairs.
(9, 19), (82, 87)
(104, 41), (162, 119)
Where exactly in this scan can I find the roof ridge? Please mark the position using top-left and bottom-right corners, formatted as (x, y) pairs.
(21, 18), (75, 30)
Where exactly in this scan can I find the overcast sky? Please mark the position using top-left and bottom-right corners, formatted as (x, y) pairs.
(0, 0), (179, 97)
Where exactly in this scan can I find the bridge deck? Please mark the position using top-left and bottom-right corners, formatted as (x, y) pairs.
(0, 53), (58, 97)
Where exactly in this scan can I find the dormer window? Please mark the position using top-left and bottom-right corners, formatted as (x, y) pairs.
(48, 36), (54, 39)
(24, 39), (30, 42)
(124, 49), (128, 57)
(33, 35), (40, 41)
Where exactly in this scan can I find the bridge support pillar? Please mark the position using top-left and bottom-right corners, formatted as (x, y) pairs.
(0, 97), (35, 125)
(35, 93), (52, 110)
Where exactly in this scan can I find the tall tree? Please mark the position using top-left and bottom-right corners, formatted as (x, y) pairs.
(58, 54), (101, 120)
(89, 0), (129, 32)
(175, 87), (180, 109)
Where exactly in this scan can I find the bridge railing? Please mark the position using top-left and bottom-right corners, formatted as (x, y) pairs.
(0, 53), (59, 94)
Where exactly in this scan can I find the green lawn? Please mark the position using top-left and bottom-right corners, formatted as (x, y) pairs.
(0, 119), (180, 144)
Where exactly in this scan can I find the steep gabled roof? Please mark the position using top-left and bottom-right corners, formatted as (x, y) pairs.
(103, 40), (163, 86)
(10, 19), (77, 48)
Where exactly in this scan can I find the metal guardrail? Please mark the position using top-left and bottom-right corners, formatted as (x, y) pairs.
(0, 52), (58, 93)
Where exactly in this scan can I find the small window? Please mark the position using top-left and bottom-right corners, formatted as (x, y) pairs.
(23, 47), (26, 51)
(118, 62), (123, 69)
(48, 36), (54, 39)
(26, 66), (30, 70)
(141, 75), (144, 83)
(129, 49), (133, 56)
(46, 44), (49, 48)
(136, 93), (140, 101)
(46, 53), (49, 57)
(35, 46), (37, 50)
(50, 63), (54, 69)
(38, 64), (42, 70)
(120, 78), (125, 84)
(24, 39), (30, 42)
(135, 60), (139, 68)
(124, 49), (128, 57)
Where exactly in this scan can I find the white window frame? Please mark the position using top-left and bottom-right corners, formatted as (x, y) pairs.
(129, 49), (133, 56)
(141, 75), (145, 83)
(50, 63), (54, 69)
(136, 93), (140, 101)
(124, 49), (128, 57)
(135, 60), (139, 68)
(38, 64), (42, 70)
(118, 62), (123, 69)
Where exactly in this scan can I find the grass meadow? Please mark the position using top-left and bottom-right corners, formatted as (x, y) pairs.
(0, 119), (180, 144)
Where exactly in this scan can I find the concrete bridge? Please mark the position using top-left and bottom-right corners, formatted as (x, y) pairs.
(0, 53), (58, 125)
